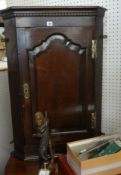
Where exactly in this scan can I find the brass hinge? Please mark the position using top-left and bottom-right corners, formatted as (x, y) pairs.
(100, 35), (107, 39)
(92, 40), (97, 59)
(91, 112), (96, 129)
(23, 83), (30, 100)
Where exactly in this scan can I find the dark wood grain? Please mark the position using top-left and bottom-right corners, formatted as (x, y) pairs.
(5, 155), (121, 175)
(4, 18), (25, 159)
(5, 156), (39, 175)
(58, 155), (75, 175)
(2, 6), (106, 160)
(5, 155), (62, 175)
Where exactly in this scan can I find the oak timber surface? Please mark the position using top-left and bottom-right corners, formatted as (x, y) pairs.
(5, 155), (121, 175)
(5, 155), (73, 175)
(5, 156), (39, 175)
(2, 6), (105, 160)
(5, 155), (61, 175)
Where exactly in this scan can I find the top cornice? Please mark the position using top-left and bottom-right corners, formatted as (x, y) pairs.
(1, 6), (106, 19)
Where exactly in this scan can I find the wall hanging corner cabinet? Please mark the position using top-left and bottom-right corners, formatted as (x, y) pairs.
(2, 6), (106, 160)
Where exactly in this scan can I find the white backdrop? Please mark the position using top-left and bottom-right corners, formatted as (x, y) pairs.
(5, 0), (121, 134)
(0, 0), (6, 9)
(0, 1), (13, 175)
(0, 71), (13, 175)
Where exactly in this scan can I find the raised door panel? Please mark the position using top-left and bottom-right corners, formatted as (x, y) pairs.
(29, 34), (87, 133)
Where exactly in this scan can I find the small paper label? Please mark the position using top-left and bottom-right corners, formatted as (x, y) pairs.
(46, 21), (53, 26)
(38, 169), (50, 175)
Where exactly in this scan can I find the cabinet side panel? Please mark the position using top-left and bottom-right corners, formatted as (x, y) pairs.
(4, 18), (25, 159)
(95, 16), (104, 134)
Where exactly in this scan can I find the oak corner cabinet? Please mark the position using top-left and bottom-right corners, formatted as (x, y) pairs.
(2, 6), (106, 160)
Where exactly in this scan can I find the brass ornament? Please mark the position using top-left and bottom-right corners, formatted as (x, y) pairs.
(23, 83), (30, 100)
(92, 40), (97, 59)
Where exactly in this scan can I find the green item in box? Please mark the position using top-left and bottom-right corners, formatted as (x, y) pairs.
(94, 141), (121, 158)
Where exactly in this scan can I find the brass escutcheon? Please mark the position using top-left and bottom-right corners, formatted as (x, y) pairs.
(23, 83), (30, 100)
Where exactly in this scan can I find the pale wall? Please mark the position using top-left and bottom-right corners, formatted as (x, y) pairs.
(0, 71), (13, 175)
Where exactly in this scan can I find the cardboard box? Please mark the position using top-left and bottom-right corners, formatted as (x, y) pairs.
(67, 134), (121, 175)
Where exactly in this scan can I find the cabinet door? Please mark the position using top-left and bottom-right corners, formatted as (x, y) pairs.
(18, 26), (95, 153)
